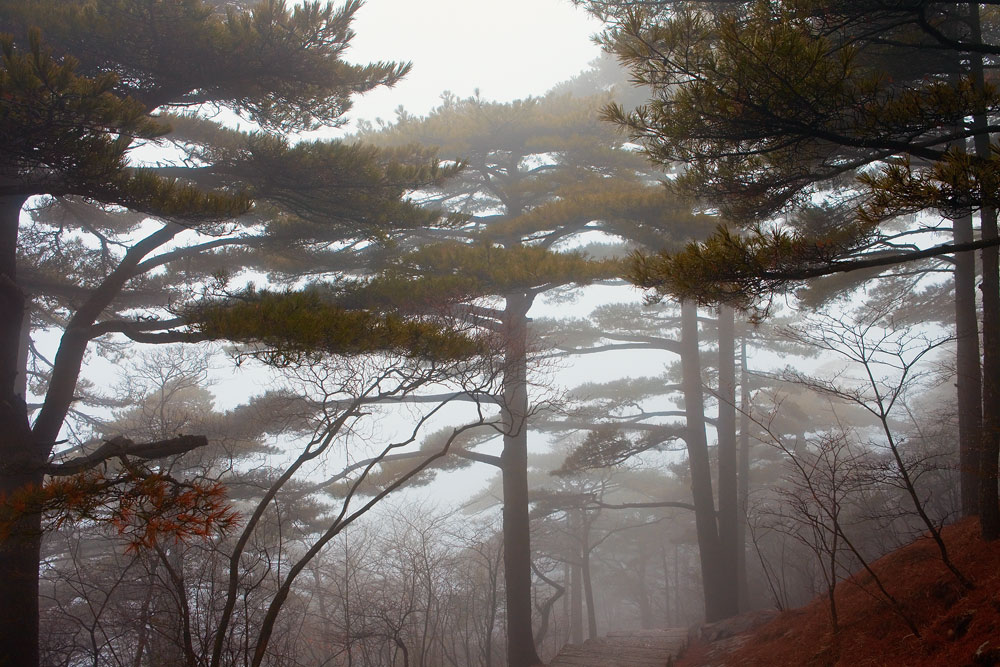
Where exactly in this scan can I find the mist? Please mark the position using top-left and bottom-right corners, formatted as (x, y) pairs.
(3, 2), (992, 667)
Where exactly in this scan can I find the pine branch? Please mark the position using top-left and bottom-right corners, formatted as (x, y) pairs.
(46, 435), (208, 476)
(763, 237), (1000, 281)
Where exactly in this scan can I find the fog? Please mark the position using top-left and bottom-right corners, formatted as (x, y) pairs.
(5, 2), (984, 667)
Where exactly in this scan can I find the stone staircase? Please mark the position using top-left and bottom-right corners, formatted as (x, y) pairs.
(547, 628), (688, 666)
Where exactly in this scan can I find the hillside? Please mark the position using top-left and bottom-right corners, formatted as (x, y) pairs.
(677, 518), (1000, 666)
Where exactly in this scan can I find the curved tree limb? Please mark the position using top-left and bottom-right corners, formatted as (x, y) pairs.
(45, 435), (208, 476)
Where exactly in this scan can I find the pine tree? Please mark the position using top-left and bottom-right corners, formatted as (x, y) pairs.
(589, 0), (1000, 536)
(360, 90), (705, 665)
(0, 3), (459, 664)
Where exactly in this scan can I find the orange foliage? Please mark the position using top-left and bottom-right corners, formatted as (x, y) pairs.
(1, 465), (240, 550)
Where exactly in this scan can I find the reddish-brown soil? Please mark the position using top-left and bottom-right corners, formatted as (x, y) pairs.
(676, 517), (1000, 666)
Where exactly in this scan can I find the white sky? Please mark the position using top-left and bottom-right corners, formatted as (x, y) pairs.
(342, 0), (604, 125)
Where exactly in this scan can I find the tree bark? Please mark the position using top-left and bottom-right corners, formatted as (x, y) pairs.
(15, 301), (28, 401)
(737, 332), (751, 610)
(978, 202), (999, 539)
(970, 3), (1000, 539)
(0, 195), (26, 402)
(500, 292), (542, 666)
(716, 306), (740, 613)
(0, 194), (42, 667)
(680, 301), (732, 622)
(954, 210), (983, 517)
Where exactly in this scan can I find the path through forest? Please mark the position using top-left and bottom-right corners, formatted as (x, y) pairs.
(547, 628), (688, 666)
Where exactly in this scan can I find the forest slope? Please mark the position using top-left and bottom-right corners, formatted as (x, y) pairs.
(679, 517), (1000, 666)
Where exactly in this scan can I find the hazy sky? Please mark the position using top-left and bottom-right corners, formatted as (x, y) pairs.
(343, 0), (604, 125)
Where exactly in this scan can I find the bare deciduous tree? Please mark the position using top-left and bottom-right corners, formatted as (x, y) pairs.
(781, 299), (971, 589)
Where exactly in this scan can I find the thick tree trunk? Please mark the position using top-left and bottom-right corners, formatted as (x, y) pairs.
(970, 6), (1000, 539)
(0, 459), (42, 667)
(15, 302), (29, 400)
(716, 306), (740, 611)
(679, 301), (733, 622)
(1, 207), (181, 666)
(500, 292), (542, 666)
(978, 203), (999, 539)
(0, 194), (42, 667)
(0, 195), (26, 404)
(954, 210), (983, 517)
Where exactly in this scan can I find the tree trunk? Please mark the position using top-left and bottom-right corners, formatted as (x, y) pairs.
(0, 458), (41, 667)
(674, 545), (682, 622)
(737, 332), (751, 610)
(635, 553), (653, 630)
(716, 306), (740, 612)
(978, 202), (999, 539)
(0, 194), (41, 667)
(581, 546), (597, 640)
(15, 302), (29, 401)
(0, 195), (26, 405)
(158, 545), (198, 667)
(680, 301), (732, 622)
(500, 292), (542, 666)
(954, 210), (983, 517)
(970, 4), (1000, 539)
(132, 563), (156, 667)
(660, 543), (671, 626)
(1, 212), (179, 667)
(569, 512), (583, 645)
